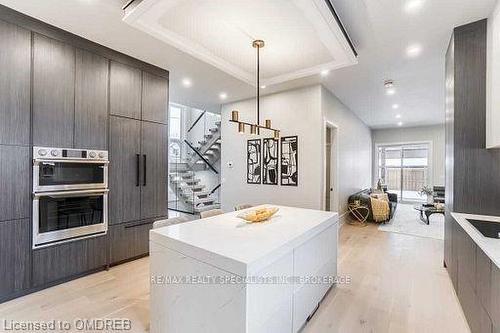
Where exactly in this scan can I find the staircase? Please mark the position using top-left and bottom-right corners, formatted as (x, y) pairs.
(168, 120), (221, 214)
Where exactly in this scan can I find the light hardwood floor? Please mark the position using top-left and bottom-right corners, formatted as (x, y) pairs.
(0, 223), (470, 333)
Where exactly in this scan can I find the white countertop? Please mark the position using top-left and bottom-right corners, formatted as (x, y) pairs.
(451, 212), (500, 268)
(150, 205), (338, 276)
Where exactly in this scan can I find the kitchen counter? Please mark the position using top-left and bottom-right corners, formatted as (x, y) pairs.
(150, 205), (339, 333)
(451, 212), (500, 268)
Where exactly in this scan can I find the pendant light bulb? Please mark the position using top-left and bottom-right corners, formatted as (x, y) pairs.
(238, 122), (245, 134)
(274, 130), (280, 139)
(250, 124), (257, 135)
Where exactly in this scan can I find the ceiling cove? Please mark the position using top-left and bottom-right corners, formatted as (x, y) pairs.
(123, 0), (357, 86)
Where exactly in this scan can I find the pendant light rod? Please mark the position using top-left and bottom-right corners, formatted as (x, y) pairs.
(253, 39), (264, 133)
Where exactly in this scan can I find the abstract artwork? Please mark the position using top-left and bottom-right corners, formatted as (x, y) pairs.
(281, 136), (298, 186)
(247, 139), (261, 184)
(262, 138), (279, 185)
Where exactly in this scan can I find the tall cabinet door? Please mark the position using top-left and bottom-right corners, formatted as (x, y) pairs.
(0, 146), (30, 222)
(109, 116), (141, 225)
(0, 20), (31, 146)
(33, 33), (75, 148)
(110, 61), (141, 120)
(74, 49), (109, 150)
(142, 72), (168, 124)
(141, 121), (168, 219)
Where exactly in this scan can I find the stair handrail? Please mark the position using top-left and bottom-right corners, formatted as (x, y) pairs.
(187, 110), (206, 133)
(210, 183), (221, 195)
(183, 139), (219, 174)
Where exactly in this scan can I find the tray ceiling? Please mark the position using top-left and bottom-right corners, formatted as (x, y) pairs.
(123, 0), (357, 86)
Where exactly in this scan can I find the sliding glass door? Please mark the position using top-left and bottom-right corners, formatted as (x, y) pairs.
(378, 143), (430, 202)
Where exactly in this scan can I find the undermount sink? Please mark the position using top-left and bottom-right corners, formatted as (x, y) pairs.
(467, 219), (500, 239)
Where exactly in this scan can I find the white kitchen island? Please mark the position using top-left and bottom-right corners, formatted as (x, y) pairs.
(149, 205), (338, 333)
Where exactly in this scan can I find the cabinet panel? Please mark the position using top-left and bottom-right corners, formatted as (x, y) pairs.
(458, 228), (476, 288)
(142, 72), (168, 124)
(110, 61), (141, 120)
(33, 33), (75, 147)
(0, 20), (31, 146)
(140, 121), (168, 220)
(32, 235), (107, 287)
(109, 116), (141, 225)
(449, 217), (459, 289)
(74, 49), (109, 150)
(477, 247), (492, 319)
(444, 212), (452, 268)
(109, 220), (153, 264)
(0, 146), (30, 222)
(0, 219), (30, 301)
(492, 264), (500, 328)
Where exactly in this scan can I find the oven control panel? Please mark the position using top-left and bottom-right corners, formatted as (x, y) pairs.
(34, 147), (108, 161)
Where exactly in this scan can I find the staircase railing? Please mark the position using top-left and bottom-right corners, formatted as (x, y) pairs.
(184, 139), (219, 174)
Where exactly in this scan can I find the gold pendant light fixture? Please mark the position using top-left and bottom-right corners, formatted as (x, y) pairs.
(229, 40), (280, 139)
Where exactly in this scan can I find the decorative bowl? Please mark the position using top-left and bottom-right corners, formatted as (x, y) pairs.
(237, 207), (279, 223)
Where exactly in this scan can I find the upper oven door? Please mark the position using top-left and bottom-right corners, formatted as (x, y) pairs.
(33, 159), (108, 192)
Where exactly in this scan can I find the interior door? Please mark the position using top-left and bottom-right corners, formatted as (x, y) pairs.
(109, 116), (141, 225)
(140, 121), (168, 219)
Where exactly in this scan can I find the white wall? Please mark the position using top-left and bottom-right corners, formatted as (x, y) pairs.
(321, 87), (373, 215)
(220, 85), (323, 211)
(220, 85), (373, 216)
(371, 124), (446, 186)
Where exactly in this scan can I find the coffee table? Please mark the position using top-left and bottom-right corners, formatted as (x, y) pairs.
(414, 204), (445, 225)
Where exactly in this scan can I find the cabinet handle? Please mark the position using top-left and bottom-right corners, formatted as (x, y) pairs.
(136, 154), (140, 187)
(143, 154), (147, 186)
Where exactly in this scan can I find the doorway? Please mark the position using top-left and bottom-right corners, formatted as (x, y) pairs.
(324, 123), (338, 212)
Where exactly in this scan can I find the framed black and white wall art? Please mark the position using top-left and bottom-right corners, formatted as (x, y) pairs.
(262, 138), (279, 185)
(281, 136), (298, 186)
(247, 139), (261, 184)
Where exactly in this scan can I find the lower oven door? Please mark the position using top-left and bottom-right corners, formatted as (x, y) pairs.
(33, 189), (108, 248)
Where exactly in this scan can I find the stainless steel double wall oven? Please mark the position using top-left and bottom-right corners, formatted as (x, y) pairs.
(32, 147), (109, 248)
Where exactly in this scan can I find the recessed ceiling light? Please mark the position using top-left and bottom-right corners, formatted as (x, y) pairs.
(182, 78), (192, 88)
(219, 92), (227, 100)
(395, 114), (402, 119)
(398, 121), (403, 126)
(406, 44), (422, 58)
(392, 104), (399, 109)
(320, 69), (330, 77)
(404, 0), (425, 14)
(261, 85), (267, 89)
(386, 88), (396, 96)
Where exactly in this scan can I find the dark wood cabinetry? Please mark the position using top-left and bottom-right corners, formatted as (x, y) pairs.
(109, 220), (153, 265)
(32, 235), (108, 287)
(110, 61), (142, 120)
(109, 116), (141, 225)
(0, 219), (30, 302)
(109, 117), (168, 225)
(75, 49), (109, 150)
(0, 4), (169, 303)
(33, 33), (75, 148)
(447, 216), (497, 333)
(141, 121), (168, 219)
(0, 146), (30, 222)
(142, 72), (169, 124)
(0, 19), (30, 146)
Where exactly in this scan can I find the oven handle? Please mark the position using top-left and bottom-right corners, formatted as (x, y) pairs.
(33, 189), (109, 198)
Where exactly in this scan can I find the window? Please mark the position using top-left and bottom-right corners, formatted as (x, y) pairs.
(169, 105), (182, 140)
(378, 143), (430, 202)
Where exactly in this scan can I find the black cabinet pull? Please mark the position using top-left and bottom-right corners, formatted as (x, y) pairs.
(143, 154), (147, 186)
(135, 154), (140, 187)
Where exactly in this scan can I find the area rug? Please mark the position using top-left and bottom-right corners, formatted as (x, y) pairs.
(378, 203), (444, 240)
